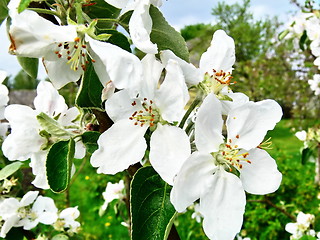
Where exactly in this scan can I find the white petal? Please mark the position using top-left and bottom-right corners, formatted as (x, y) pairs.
(0, 70), (7, 84)
(2, 128), (44, 161)
(90, 119), (147, 174)
(155, 59), (189, 122)
(285, 223), (298, 235)
(20, 191), (39, 207)
(199, 30), (235, 75)
(87, 36), (143, 97)
(74, 141), (86, 159)
(240, 148), (282, 195)
(57, 107), (80, 126)
(43, 59), (82, 89)
(200, 169), (246, 240)
(19, 217), (39, 230)
(4, 104), (38, 130)
(195, 93), (224, 153)
(149, 124), (191, 185)
(160, 50), (202, 86)
(129, 0), (158, 54)
(139, 54), (163, 100)
(221, 92), (249, 115)
(9, 10), (77, 58)
(34, 81), (68, 116)
(170, 152), (216, 212)
(105, 89), (142, 122)
(32, 196), (58, 224)
(0, 198), (20, 218)
(30, 152), (49, 189)
(227, 100), (282, 150)
(104, 0), (129, 8)
(0, 215), (19, 238)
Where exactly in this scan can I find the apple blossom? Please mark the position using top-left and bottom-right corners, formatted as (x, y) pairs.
(285, 212), (316, 239)
(100, 180), (125, 215)
(0, 191), (38, 238)
(308, 74), (320, 96)
(54, 207), (81, 234)
(2, 81), (84, 189)
(161, 30), (236, 98)
(90, 54), (191, 185)
(8, 7), (143, 94)
(171, 93), (283, 240)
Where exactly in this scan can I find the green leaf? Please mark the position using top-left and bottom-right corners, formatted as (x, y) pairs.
(0, 162), (23, 180)
(46, 139), (75, 193)
(131, 166), (176, 240)
(18, 0), (32, 13)
(36, 112), (73, 137)
(299, 30), (308, 51)
(105, 30), (131, 52)
(0, 0), (9, 25)
(301, 147), (314, 165)
(76, 61), (104, 110)
(83, 0), (120, 29)
(119, 6), (189, 62)
(17, 56), (39, 79)
(149, 6), (189, 62)
(81, 131), (100, 154)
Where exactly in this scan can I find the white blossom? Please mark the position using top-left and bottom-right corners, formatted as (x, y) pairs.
(91, 54), (190, 185)
(171, 94), (282, 240)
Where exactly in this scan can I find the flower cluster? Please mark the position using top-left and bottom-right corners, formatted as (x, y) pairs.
(286, 11), (320, 95)
(0, 191), (80, 238)
(285, 211), (320, 240)
(0, 0), (284, 239)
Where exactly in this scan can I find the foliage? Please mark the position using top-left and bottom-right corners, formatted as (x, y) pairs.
(180, 0), (320, 119)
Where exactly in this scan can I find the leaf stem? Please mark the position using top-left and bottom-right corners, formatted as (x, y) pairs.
(179, 93), (203, 129)
(27, 8), (61, 18)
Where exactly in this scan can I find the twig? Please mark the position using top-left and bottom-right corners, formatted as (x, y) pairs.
(248, 197), (296, 221)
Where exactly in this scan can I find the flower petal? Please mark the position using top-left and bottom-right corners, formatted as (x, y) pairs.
(195, 93), (224, 153)
(221, 91), (249, 115)
(32, 196), (58, 224)
(43, 59), (82, 89)
(105, 89), (142, 122)
(30, 152), (50, 190)
(160, 50), (202, 85)
(9, 10), (77, 58)
(227, 99), (282, 150)
(2, 128), (44, 161)
(150, 124), (191, 185)
(20, 191), (39, 207)
(104, 0), (129, 9)
(129, 0), (158, 54)
(240, 148), (282, 195)
(200, 169), (246, 240)
(90, 119), (147, 174)
(34, 81), (68, 116)
(155, 59), (189, 122)
(87, 36), (143, 97)
(139, 54), (163, 100)
(170, 152), (216, 212)
(199, 30), (235, 75)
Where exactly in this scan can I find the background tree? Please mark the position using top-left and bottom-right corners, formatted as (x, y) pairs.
(180, 0), (320, 119)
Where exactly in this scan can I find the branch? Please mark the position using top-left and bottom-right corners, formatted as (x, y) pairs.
(248, 197), (296, 221)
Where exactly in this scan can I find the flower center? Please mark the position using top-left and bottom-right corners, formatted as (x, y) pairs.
(213, 141), (251, 172)
(129, 98), (160, 128)
(200, 69), (234, 95)
(54, 37), (95, 71)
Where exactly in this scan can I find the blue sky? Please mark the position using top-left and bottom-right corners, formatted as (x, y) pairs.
(0, 0), (302, 78)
